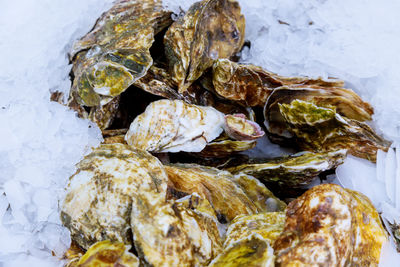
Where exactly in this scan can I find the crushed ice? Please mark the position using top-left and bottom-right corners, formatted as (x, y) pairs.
(1, 0), (400, 265)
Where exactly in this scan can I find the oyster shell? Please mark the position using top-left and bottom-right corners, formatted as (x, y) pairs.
(164, 0), (245, 93)
(227, 149), (347, 188)
(278, 99), (391, 161)
(75, 240), (139, 267)
(209, 233), (275, 267)
(60, 143), (169, 249)
(274, 184), (387, 266)
(88, 95), (120, 130)
(70, 0), (173, 107)
(165, 163), (259, 222)
(224, 212), (286, 248)
(264, 85), (374, 141)
(231, 174), (286, 212)
(223, 114), (265, 141)
(212, 59), (347, 107)
(125, 99), (225, 152)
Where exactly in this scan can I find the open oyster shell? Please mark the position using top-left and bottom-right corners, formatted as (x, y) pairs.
(274, 184), (387, 266)
(164, 0), (245, 93)
(125, 99), (225, 152)
(264, 85), (374, 141)
(278, 99), (391, 161)
(227, 149), (347, 188)
(75, 240), (139, 267)
(212, 59), (346, 107)
(60, 143), (169, 250)
(70, 0), (173, 107)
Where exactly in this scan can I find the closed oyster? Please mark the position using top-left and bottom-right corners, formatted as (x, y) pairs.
(75, 240), (139, 267)
(264, 85), (374, 141)
(88, 95), (120, 130)
(60, 143), (169, 249)
(164, 0), (245, 93)
(70, 0), (173, 107)
(212, 59), (346, 107)
(224, 212), (286, 248)
(278, 99), (390, 161)
(165, 163), (259, 222)
(209, 234), (275, 267)
(125, 99), (225, 152)
(231, 174), (286, 212)
(227, 149), (346, 188)
(223, 114), (265, 141)
(274, 184), (387, 266)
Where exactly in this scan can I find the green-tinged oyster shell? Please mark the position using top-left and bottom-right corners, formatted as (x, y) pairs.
(224, 212), (286, 248)
(274, 184), (387, 267)
(125, 99), (225, 153)
(164, 0), (245, 93)
(60, 143), (169, 250)
(231, 174), (286, 212)
(279, 99), (391, 161)
(227, 149), (346, 188)
(264, 85), (374, 141)
(209, 233), (275, 267)
(212, 59), (346, 107)
(165, 163), (259, 222)
(76, 240), (139, 267)
(70, 0), (173, 107)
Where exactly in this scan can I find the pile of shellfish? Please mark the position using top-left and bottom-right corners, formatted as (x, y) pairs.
(57, 0), (392, 266)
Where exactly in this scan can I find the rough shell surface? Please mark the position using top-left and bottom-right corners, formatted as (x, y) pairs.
(264, 85), (374, 140)
(279, 99), (390, 162)
(209, 233), (275, 267)
(88, 95), (120, 130)
(224, 212), (286, 249)
(125, 99), (225, 152)
(227, 149), (347, 188)
(70, 0), (173, 107)
(76, 240), (139, 267)
(164, 0), (245, 93)
(212, 59), (346, 107)
(165, 163), (259, 222)
(273, 184), (387, 267)
(60, 143), (169, 250)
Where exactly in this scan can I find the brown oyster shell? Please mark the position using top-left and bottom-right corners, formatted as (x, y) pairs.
(60, 143), (169, 250)
(274, 184), (387, 267)
(165, 163), (259, 222)
(227, 149), (347, 189)
(125, 99), (225, 153)
(223, 114), (265, 141)
(212, 59), (346, 107)
(88, 95), (120, 130)
(264, 85), (374, 141)
(278, 99), (390, 161)
(164, 0), (245, 93)
(70, 0), (173, 107)
(76, 240), (139, 267)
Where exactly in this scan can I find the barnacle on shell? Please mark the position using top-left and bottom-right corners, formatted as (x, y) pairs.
(164, 0), (245, 93)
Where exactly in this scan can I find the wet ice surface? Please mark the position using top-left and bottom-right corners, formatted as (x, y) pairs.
(1, 0), (400, 265)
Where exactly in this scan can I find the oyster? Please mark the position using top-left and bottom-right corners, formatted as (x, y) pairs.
(70, 0), (173, 107)
(223, 114), (265, 141)
(231, 174), (286, 212)
(212, 59), (347, 107)
(227, 149), (346, 188)
(164, 0), (245, 93)
(209, 234), (275, 267)
(278, 99), (390, 161)
(60, 143), (169, 249)
(130, 193), (223, 266)
(274, 184), (387, 266)
(264, 85), (374, 141)
(75, 240), (139, 267)
(165, 163), (259, 222)
(224, 212), (286, 248)
(125, 99), (225, 152)
(88, 95), (120, 130)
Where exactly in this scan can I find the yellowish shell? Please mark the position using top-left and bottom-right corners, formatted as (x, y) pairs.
(125, 99), (225, 152)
